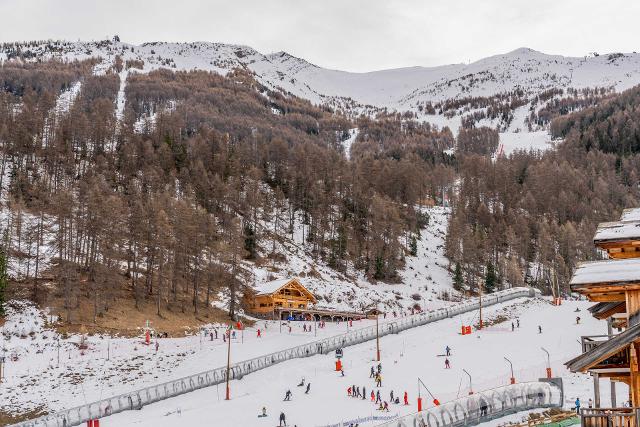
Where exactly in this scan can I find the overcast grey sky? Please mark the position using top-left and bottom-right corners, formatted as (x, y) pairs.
(1, 0), (639, 72)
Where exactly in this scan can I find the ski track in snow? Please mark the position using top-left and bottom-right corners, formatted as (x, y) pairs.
(95, 298), (612, 427)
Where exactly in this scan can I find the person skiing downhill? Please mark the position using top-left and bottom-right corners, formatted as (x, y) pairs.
(305, 383), (311, 394)
(404, 391), (409, 405)
(362, 386), (366, 400)
(279, 412), (286, 426)
(445, 358), (451, 369)
(538, 325), (542, 334)
(284, 390), (292, 401)
(376, 390), (382, 404)
(370, 366), (375, 378)
(371, 390), (375, 402)
(445, 346), (451, 356)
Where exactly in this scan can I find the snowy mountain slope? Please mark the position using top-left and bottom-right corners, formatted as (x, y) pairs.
(7, 41), (640, 112)
(7, 40), (640, 155)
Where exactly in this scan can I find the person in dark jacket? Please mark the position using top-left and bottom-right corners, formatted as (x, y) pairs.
(279, 412), (286, 426)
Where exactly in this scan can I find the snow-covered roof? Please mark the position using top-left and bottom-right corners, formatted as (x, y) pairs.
(621, 208), (640, 223)
(570, 258), (640, 285)
(594, 220), (640, 243)
(252, 277), (308, 296)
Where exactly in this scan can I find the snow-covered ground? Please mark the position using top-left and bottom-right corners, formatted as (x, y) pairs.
(240, 205), (456, 315)
(97, 297), (615, 427)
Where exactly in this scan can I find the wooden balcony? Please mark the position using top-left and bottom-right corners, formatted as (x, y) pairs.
(581, 408), (640, 427)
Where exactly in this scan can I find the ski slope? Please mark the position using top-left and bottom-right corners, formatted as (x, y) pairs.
(98, 297), (613, 427)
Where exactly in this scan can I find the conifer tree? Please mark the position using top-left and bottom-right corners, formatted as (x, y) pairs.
(453, 262), (464, 291)
(485, 262), (497, 294)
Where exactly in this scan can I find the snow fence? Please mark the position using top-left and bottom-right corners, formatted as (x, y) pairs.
(11, 287), (538, 427)
(375, 380), (563, 427)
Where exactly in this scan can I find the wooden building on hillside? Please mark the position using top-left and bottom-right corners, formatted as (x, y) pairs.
(565, 207), (640, 426)
(245, 278), (317, 317)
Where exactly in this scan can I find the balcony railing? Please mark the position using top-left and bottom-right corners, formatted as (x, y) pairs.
(581, 408), (640, 427)
(581, 335), (614, 353)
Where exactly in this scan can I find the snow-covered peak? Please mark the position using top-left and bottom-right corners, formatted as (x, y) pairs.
(5, 39), (640, 116)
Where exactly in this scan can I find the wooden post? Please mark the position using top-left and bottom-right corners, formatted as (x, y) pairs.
(478, 282), (483, 329)
(608, 318), (617, 407)
(593, 372), (601, 408)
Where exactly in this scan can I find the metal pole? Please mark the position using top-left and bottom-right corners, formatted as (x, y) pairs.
(541, 347), (551, 378)
(463, 369), (473, 394)
(504, 357), (515, 383)
(376, 311), (380, 362)
(225, 327), (232, 400)
(479, 281), (483, 329)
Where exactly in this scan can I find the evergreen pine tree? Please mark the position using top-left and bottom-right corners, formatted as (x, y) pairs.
(485, 262), (497, 293)
(409, 236), (418, 256)
(453, 262), (464, 291)
(0, 242), (7, 316)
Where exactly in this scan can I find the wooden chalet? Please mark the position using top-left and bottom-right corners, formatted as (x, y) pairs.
(566, 208), (640, 426)
(245, 278), (317, 317)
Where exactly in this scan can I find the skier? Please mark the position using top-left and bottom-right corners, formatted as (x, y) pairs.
(371, 390), (375, 402)
(445, 358), (451, 369)
(210, 332), (213, 341)
(383, 401), (389, 411)
(356, 386), (361, 398)
(575, 397), (581, 414)
(257, 329), (261, 338)
(376, 390), (382, 404)
(404, 391), (409, 405)
(516, 319), (520, 328)
(305, 383), (311, 394)
(258, 407), (267, 418)
(362, 386), (366, 400)
(214, 328), (218, 339)
(341, 369), (345, 377)
(480, 397), (488, 417)
(376, 373), (382, 387)
(538, 325), (542, 334)
(347, 387), (352, 396)
(511, 322), (515, 332)
(352, 384), (356, 396)
(576, 316), (581, 325)
(377, 363), (382, 373)
(370, 366), (375, 378)
(445, 345), (451, 356)
(284, 390), (292, 401)
(390, 390), (394, 402)
(279, 411), (287, 426)
(297, 378), (305, 387)
(155, 341), (159, 352)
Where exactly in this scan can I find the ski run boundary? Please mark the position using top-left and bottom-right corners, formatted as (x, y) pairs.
(12, 287), (539, 427)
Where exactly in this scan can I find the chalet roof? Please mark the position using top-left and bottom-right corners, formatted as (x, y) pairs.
(570, 258), (640, 286)
(252, 277), (316, 302)
(621, 208), (640, 223)
(254, 278), (294, 296)
(566, 322), (640, 372)
(587, 301), (626, 319)
(594, 220), (640, 243)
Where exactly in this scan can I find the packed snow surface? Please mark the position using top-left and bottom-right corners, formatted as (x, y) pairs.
(97, 297), (615, 426)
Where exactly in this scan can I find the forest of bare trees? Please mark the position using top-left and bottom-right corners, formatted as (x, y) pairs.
(0, 58), (457, 322)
